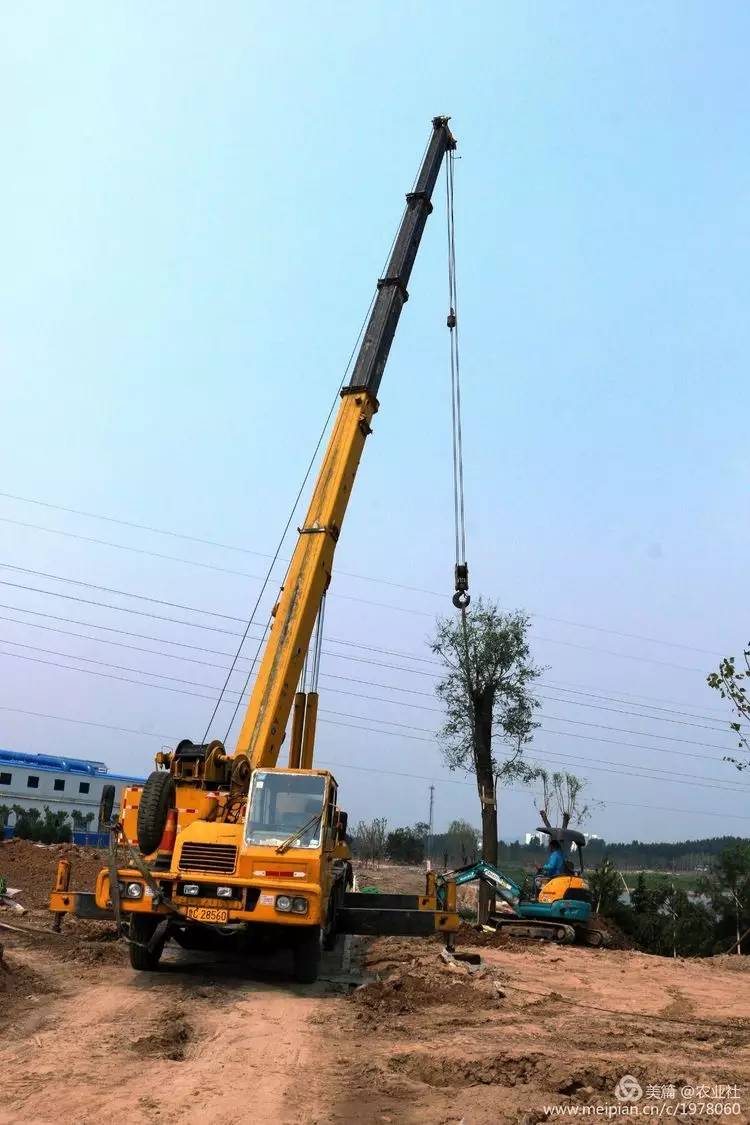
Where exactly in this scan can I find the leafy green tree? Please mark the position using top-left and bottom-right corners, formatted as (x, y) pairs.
(626, 873), (715, 957)
(665, 887), (715, 958)
(699, 842), (750, 954)
(386, 826), (425, 865)
(12, 804), (70, 843)
(13, 805), (41, 840)
(707, 646), (750, 770)
(40, 807), (71, 844)
(431, 600), (543, 918)
(445, 819), (480, 865)
(71, 810), (95, 832)
(0, 804), (10, 830)
(589, 857), (622, 914)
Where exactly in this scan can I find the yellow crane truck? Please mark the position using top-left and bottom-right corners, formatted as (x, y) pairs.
(50, 117), (460, 981)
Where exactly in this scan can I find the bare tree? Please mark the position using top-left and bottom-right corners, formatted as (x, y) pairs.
(431, 599), (542, 919)
(536, 769), (593, 829)
(354, 817), (388, 868)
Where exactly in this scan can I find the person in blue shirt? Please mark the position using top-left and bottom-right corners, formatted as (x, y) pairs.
(540, 840), (565, 879)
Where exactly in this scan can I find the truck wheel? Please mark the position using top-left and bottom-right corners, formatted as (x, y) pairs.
(322, 882), (343, 951)
(322, 922), (337, 952)
(136, 771), (175, 855)
(292, 926), (321, 984)
(128, 913), (165, 971)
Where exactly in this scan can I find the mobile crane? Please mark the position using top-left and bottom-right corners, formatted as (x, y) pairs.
(50, 117), (461, 981)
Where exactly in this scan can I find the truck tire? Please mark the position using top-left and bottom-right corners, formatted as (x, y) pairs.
(322, 879), (344, 951)
(136, 771), (175, 855)
(292, 926), (321, 984)
(128, 913), (165, 971)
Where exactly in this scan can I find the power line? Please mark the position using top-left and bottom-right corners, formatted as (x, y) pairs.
(317, 713), (746, 793)
(539, 679), (739, 725)
(316, 756), (750, 823)
(4, 598), (737, 765)
(0, 576), (730, 734)
(317, 717), (747, 797)
(0, 610), (739, 759)
(531, 633), (706, 675)
(536, 712), (736, 753)
(0, 559), (721, 676)
(0, 615), (738, 754)
(0, 638), (745, 796)
(0, 490), (729, 659)
(0, 703), (175, 743)
(538, 692), (734, 735)
(2, 697), (748, 823)
(0, 516), (268, 582)
(0, 590), (734, 729)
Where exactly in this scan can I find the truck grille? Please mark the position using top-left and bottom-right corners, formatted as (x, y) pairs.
(178, 842), (238, 875)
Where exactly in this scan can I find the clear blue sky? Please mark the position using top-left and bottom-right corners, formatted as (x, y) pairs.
(1, 3), (749, 842)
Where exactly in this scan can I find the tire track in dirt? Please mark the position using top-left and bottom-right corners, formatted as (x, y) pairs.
(0, 944), (349, 1125)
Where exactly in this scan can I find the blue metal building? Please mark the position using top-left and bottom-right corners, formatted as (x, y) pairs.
(0, 748), (143, 844)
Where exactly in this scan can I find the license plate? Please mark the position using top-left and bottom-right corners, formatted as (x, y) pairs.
(186, 906), (229, 923)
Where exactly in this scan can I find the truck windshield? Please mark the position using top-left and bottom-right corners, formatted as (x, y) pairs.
(245, 772), (326, 849)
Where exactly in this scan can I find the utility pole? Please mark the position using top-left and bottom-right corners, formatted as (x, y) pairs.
(426, 784), (435, 870)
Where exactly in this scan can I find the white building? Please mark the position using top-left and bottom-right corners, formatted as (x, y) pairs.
(0, 748), (142, 829)
(525, 830), (602, 846)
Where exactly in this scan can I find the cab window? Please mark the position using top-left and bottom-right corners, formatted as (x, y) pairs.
(245, 772), (326, 849)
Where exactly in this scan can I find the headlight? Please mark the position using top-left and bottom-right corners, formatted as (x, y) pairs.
(216, 886), (232, 899)
(126, 883), (143, 899)
(275, 895), (292, 913)
(291, 897), (308, 914)
(182, 884), (199, 896)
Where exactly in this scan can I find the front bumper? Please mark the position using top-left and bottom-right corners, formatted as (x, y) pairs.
(50, 866), (322, 927)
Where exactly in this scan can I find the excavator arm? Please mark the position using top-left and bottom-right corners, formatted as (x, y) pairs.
(437, 861), (522, 910)
(235, 116), (456, 773)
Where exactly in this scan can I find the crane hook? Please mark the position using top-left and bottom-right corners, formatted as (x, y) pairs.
(453, 562), (470, 609)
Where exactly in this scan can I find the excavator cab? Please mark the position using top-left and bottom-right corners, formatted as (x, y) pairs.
(530, 826), (591, 909)
(536, 826), (587, 875)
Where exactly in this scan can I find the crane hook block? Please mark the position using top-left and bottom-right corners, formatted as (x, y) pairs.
(453, 562), (470, 609)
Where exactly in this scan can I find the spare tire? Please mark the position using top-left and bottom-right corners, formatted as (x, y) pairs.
(136, 771), (175, 855)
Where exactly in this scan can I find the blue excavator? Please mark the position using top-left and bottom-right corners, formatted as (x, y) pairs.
(436, 826), (606, 947)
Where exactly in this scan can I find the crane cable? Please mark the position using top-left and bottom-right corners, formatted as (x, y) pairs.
(445, 150), (470, 613)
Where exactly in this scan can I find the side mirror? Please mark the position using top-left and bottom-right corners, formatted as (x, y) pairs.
(335, 810), (348, 842)
(98, 784), (116, 831)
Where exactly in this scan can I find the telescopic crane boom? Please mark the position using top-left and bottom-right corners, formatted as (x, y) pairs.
(233, 116), (456, 776)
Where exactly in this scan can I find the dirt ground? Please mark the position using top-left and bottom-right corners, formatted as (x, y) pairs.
(2, 845), (750, 1124)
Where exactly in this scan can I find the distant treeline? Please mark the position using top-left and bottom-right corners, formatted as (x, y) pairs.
(496, 836), (748, 872)
(352, 820), (750, 874)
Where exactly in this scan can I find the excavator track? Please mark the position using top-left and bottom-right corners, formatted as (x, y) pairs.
(488, 915), (577, 944)
(576, 919), (608, 948)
